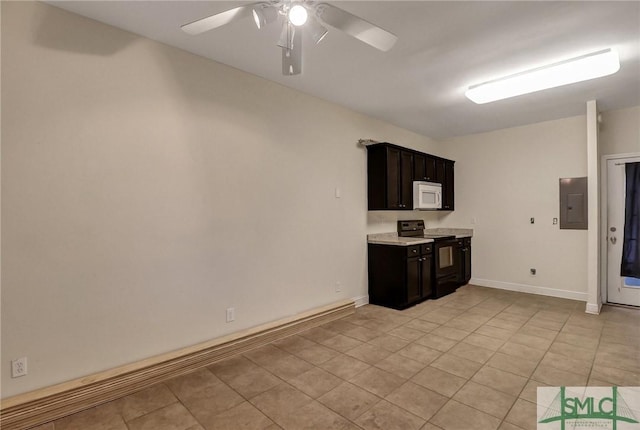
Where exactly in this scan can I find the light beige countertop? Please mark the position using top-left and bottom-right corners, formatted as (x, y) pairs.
(367, 228), (473, 246)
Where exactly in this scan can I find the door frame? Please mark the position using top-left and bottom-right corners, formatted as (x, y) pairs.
(600, 152), (640, 305)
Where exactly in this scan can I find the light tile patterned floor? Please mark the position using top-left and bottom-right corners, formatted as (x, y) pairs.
(33, 285), (640, 430)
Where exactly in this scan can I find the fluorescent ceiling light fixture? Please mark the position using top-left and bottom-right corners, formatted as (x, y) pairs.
(465, 48), (620, 104)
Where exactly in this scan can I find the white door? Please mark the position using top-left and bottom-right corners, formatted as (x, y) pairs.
(607, 156), (640, 306)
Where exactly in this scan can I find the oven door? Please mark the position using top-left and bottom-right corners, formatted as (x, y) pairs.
(435, 239), (460, 279)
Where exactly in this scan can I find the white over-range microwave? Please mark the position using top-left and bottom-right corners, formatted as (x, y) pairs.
(413, 181), (442, 210)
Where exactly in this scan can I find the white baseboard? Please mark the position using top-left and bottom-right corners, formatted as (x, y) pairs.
(470, 278), (588, 302)
(585, 302), (602, 314)
(353, 295), (369, 307)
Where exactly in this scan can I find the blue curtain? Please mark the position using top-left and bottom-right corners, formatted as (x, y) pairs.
(621, 162), (640, 278)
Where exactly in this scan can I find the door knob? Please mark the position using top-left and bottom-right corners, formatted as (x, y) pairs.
(610, 236), (617, 244)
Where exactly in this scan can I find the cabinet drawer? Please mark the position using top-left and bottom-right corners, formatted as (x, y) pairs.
(421, 243), (433, 254)
(407, 246), (421, 257)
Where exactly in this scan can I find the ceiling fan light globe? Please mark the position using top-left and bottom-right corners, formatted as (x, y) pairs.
(288, 5), (308, 26)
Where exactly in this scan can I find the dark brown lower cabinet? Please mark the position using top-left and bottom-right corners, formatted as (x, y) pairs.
(368, 243), (433, 310)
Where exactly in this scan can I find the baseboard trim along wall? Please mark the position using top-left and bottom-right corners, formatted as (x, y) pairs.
(470, 278), (588, 302)
(353, 295), (370, 308)
(0, 299), (355, 430)
(585, 302), (602, 315)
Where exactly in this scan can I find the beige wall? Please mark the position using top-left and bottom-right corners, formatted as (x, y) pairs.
(0, 1), (441, 397)
(599, 105), (640, 156)
(440, 116), (590, 299)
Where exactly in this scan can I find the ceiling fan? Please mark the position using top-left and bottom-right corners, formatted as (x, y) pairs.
(181, 1), (398, 76)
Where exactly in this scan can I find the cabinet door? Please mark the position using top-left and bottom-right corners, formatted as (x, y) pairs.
(435, 159), (446, 184)
(386, 147), (401, 209)
(425, 156), (437, 182)
(406, 257), (421, 304)
(463, 243), (471, 284)
(400, 151), (414, 209)
(414, 153), (427, 181)
(420, 254), (433, 299)
(442, 161), (455, 210)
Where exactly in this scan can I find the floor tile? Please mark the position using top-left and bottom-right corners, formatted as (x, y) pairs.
(404, 319), (440, 333)
(415, 333), (458, 352)
(411, 366), (467, 397)
(590, 364), (640, 385)
(518, 379), (548, 403)
(475, 324), (516, 340)
(289, 342), (341, 365)
(448, 342), (495, 364)
(531, 362), (588, 386)
(287, 367), (342, 398)
(318, 381), (380, 421)
(249, 383), (313, 424)
(319, 353), (371, 379)
(348, 366), (405, 397)
(198, 401), (274, 430)
(463, 333), (506, 351)
(452, 381), (516, 419)
(368, 334), (411, 352)
(430, 399), (501, 430)
(273, 401), (356, 430)
(319, 333), (364, 352)
(388, 325), (429, 341)
(127, 403), (198, 430)
(54, 401), (128, 430)
(345, 342), (393, 364)
(504, 398), (537, 430)
(260, 354), (315, 381)
(355, 400), (426, 430)
(471, 366), (528, 397)
(508, 333), (553, 351)
(486, 352), (538, 378)
(343, 325), (384, 342)
(375, 352), (426, 379)
(430, 353), (483, 378)
(299, 326), (340, 343)
(116, 384), (177, 422)
(431, 326), (470, 341)
(211, 364), (281, 399)
(539, 351), (592, 376)
(398, 344), (442, 364)
(386, 381), (448, 420)
(498, 341), (545, 362)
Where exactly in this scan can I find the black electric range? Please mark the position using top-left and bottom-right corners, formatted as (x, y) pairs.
(397, 220), (460, 298)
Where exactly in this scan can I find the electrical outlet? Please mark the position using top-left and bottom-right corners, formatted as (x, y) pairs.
(226, 308), (235, 323)
(12, 357), (27, 378)
(530, 268), (537, 276)
(553, 218), (558, 225)
(335, 281), (342, 293)
(530, 217), (535, 224)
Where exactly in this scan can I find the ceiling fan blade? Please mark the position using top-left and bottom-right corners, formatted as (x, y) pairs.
(316, 3), (397, 52)
(282, 26), (302, 75)
(181, 4), (256, 35)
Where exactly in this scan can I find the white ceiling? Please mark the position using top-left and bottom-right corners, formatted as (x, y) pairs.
(48, 1), (640, 139)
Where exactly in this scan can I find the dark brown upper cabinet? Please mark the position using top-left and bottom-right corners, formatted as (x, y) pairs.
(367, 142), (454, 211)
(367, 144), (414, 210)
